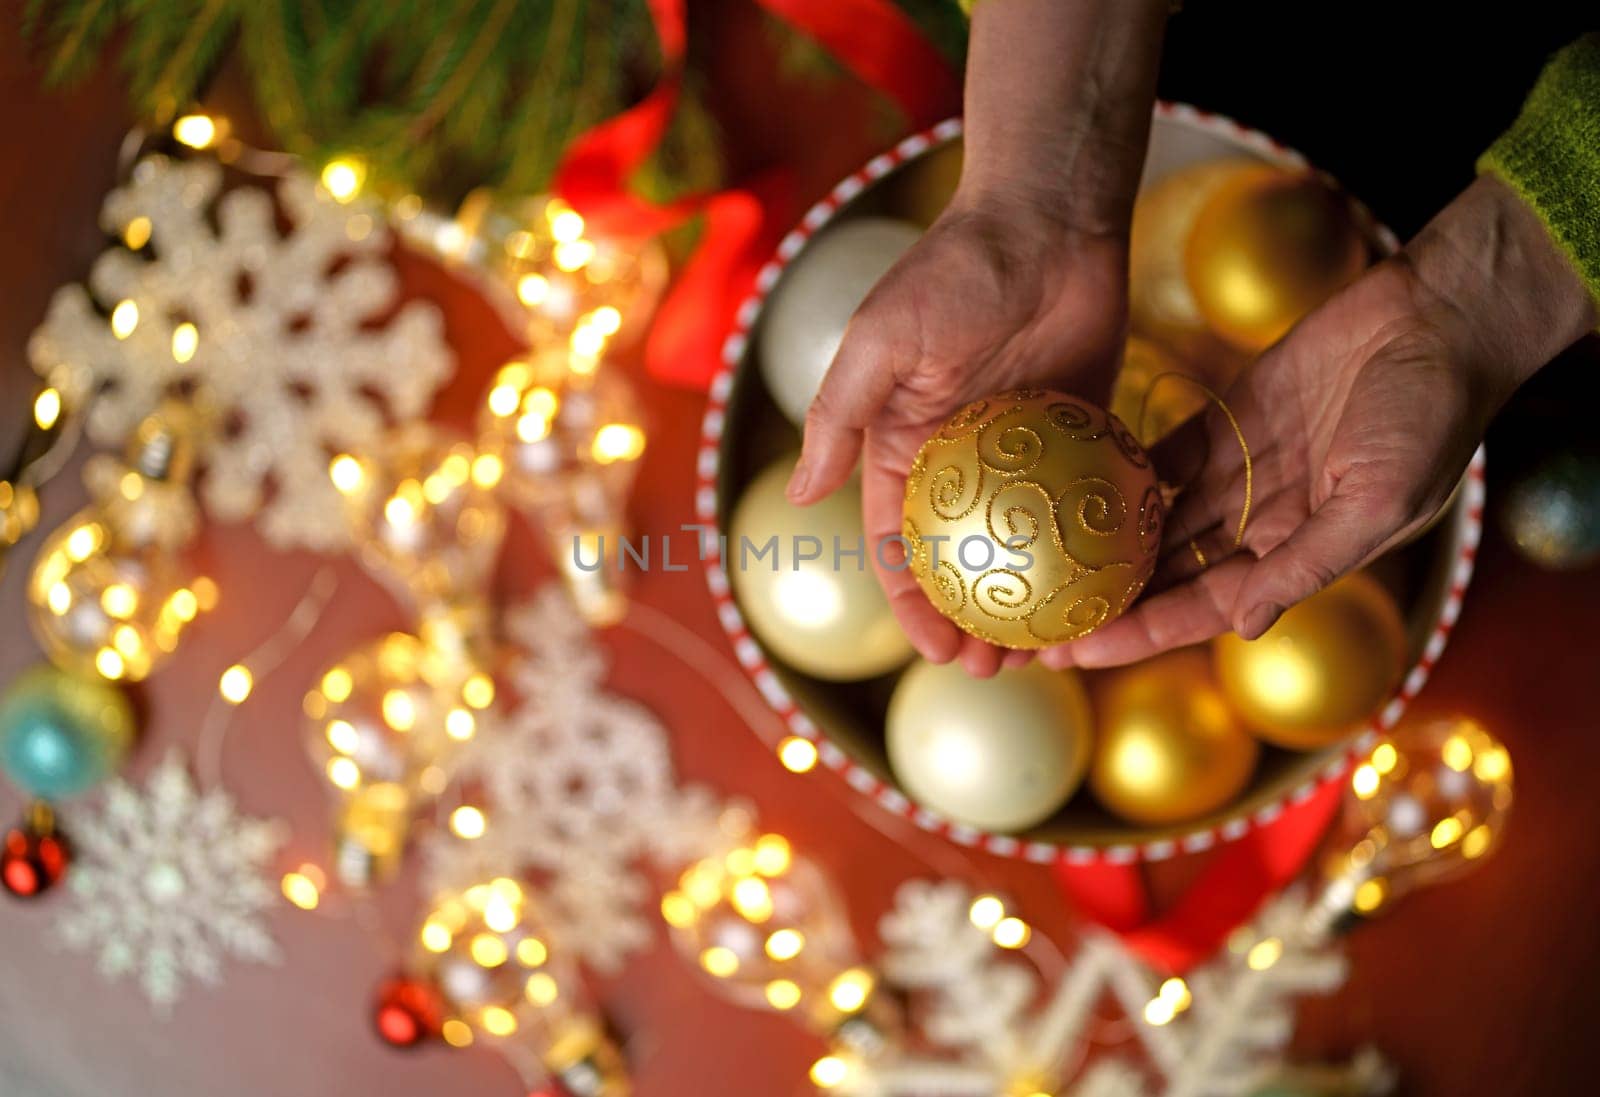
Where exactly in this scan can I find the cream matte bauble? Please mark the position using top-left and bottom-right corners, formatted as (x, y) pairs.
(1090, 649), (1258, 825)
(886, 660), (1093, 832)
(758, 217), (922, 424)
(1213, 572), (1406, 750)
(903, 389), (1164, 649)
(730, 457), (914, 681)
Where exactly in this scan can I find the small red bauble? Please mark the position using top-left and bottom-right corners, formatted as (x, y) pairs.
(373, 974), (444, 1048)
(2, 806), (70, 900)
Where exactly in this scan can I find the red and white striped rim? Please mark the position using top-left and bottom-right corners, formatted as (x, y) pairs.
(696, 105), (1486, 866)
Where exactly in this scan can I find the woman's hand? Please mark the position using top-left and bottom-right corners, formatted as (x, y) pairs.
(1040, 174), (1599, 669)
(785, 193), (1128, 677)
(786, 0), (1171, 678)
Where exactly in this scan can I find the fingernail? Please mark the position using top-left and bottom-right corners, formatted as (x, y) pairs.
(1240, 603), (1281, 640)
(785, 459), (810, 502)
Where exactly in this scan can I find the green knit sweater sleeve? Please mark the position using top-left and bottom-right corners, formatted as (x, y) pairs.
(1477, 33), (1600, 311)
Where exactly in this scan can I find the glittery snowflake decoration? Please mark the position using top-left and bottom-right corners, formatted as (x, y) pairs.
(848, 880), (1372, 1097)
(422, 586), (726, 972)
(56, 751), (288, 1012)
(28, 153), (454, 551)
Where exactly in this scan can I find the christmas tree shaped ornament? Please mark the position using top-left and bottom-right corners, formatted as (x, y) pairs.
(903, 389), (1164, 649)
(27, 403), (208, 683)
(28, 153), (453, 552)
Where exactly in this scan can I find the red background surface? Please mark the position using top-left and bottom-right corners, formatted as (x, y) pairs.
(4, 9), (1600, 1096)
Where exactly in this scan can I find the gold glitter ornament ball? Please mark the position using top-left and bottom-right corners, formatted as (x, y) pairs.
(902, 389), (1164, 650)
(887, 660), (1094, 832)
(1214, 572), (1407, 751)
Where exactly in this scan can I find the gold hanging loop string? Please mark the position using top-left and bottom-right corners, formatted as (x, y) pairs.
(1136, 370), (1253, 568)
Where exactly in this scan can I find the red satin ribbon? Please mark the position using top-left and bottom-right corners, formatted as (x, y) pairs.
(1055, 777), (1344, 974)
(551, 0), (961, 389)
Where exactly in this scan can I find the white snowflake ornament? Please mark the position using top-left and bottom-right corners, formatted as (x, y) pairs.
(28, 154), (454, 551)
(55, 750), (288, 1011)
(423, 586), (722, 973)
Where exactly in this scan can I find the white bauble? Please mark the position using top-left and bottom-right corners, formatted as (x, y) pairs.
(886, 661), (1093, 832)
(757, 217), (922, 424)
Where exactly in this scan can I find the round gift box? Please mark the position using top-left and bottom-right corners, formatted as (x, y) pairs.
(698, 104), (1485, 865)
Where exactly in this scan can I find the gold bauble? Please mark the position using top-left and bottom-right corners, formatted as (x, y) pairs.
(903, 389), (1163, 649)
(1090, 649), (1259, 825)
(1130, 158), (1264, 359)
(1214, 573), (1406, 750)
(1109, 336), (1210, 444)
(1184, 167), (1368, 352)
(886, 660), (1093, 832)
(730, 457), (913, 681)
(885, 139), (964, 227)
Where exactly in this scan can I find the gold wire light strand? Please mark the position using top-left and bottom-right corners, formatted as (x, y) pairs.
(1137, 370), (1253, 568)
(194, 566), (342, 787)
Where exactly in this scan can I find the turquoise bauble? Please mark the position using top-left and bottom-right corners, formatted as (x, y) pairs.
(0, 665), (135, 799)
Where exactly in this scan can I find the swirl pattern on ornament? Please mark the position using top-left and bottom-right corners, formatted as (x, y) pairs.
(903, 389), (1164, 649)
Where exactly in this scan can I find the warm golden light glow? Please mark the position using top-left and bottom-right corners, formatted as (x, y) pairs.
(488, 383), (522, 418)
(450, 806), (487, 840)
(326, 719), (359, 754)
(1351, 763), (1380, 800)
(101, 583), (138, 619)
(516, 937), (548, 967)
(1371, 742), (1399, 774)
(327, 757), (361, 790)
(470, 453), (504, 489)
(420, 920), (453, 953)
(810, 1056), (849, 1089)
(1246, 937), (1283, 971)
(462, 673), (496, 709)
(660, 891), (696, 928)
(1430, 816), (1464, 849)
(516, 272), (550, 307)
(382, 689), (416, 731)
(1353, 877), (1388, 913)
(1441, 734), (1474, 773)
(470, 933), (508, 968)
(320, 157), (366, 203)
(321, 666), (353, 702)
(446, 707), (476, 741)
(828, 968), (874, 1014)
(219, 664), (254, 704)
(752, 835), (791, 877)
(700, 946), (740, 978)
(549, 208), (585, 243)
(110, 299), (140, 339)
(730, 877), (774, 923)
(171, 322), (199, 364)
(281, 872), (321, 911)
(592, 423), (646, 465)
(33, 388), (62, 431)
(173, 114), (218, 148)
(765, 929), (805, 962)
(992, 917), (1030, 950)
(480, 1005), (517, 1036)
(778, 736), (818, 773)
(765, 979), (802, 1010)
(524, 972), (559, 1006)
(969, 895), (1005, 931)
(329, 455), (364, 494)
(122, 216), (153, 250)
(441, 1019), (473, 1047)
